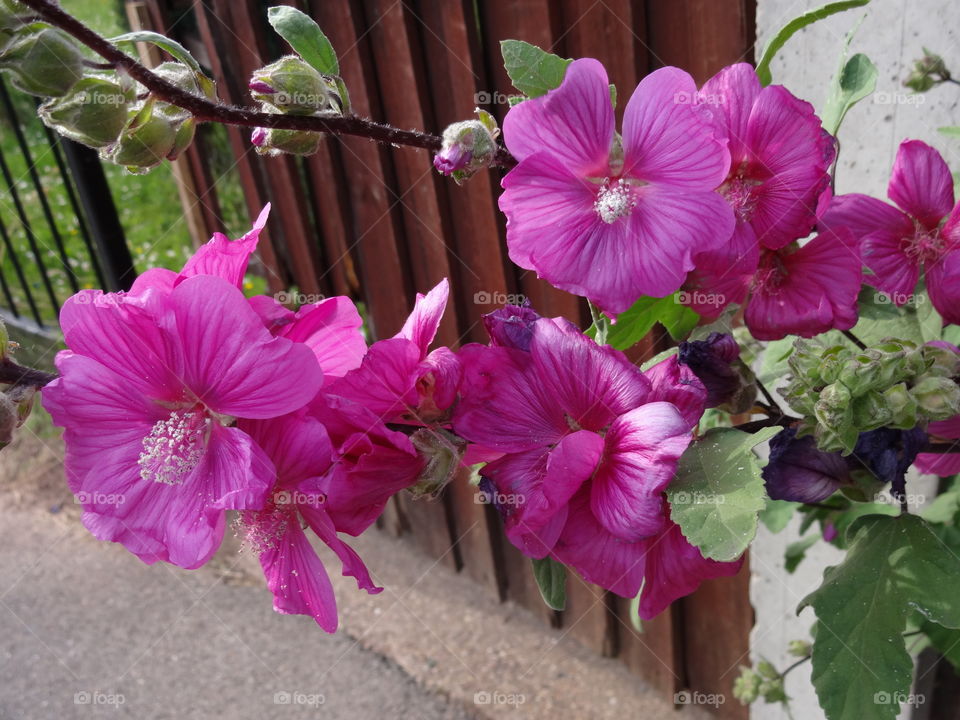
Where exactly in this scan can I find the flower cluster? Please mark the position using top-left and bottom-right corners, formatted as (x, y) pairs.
(41, 206), (449, 632)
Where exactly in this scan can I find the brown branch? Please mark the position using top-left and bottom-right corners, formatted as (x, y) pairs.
(17, 0), (517, 168)
(0, 358), (56, 388)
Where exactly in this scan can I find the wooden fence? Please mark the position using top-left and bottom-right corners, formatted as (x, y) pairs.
(129, 1), (757, 715)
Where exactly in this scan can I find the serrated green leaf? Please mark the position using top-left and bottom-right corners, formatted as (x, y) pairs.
(531, 556), (566, 610)
(268, 6), (339, 76)
(596, 294), (698, 351)
(799, 514), (960, 720)
(923, 620), (960, 672)
(821, 53), (877, 135)
(760, 499), (799, 533)
(755, 0), (871, 86)
(500, 40), (571, 98)
(667, 426), (780, 561)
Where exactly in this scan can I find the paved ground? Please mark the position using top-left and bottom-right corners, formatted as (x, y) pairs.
(0, 508), (468, 720)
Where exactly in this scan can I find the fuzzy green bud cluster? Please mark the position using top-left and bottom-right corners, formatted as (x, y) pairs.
(904, 48), (950, 93)
(782, 338), (960, 453)
(248, 56), (346, 157)
(0, 21), (84, 96)
(433, 110), (500, 183)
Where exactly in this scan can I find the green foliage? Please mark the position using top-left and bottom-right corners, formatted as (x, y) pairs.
(667, 427), (780, 562)
(267, 6), (339, 76)
(800, 514), (960, 720)
(500, 40), (571, 98)
(760, 500), (799, 533)
(821, 53), (877, 135)
(531, 556), (565, 611)
(755, 0), (871, 86)
(587, 294), (699, 350)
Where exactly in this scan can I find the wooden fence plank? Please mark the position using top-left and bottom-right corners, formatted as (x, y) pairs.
(616, 599), (683, 697)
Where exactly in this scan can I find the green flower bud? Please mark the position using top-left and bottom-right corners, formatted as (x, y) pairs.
(0, 316), (7, 358)
(923, 343), (960, 378)
(911, 374), (960, 421)
(904, 48), (949, 92)
(166, 115), (195, 161)
(250, 125), (321, 157)
(787, 639), (811, 658)
(0, 391), (16, 448)
(434, 110), (500, 183)
(249, 56), (339, 115)
(0, 22), (84, 96)
(759, 677), (787, 704)
(851, 390), (893, 431)
(733, 667), (761, 704)
(407, 427), (467, 499)
(884, 382), (919, 429)
(103, 99), (176, 173)
(38, 76), (130, 148)
(819, 345), (853, 385)
(756, 659), (779, 680)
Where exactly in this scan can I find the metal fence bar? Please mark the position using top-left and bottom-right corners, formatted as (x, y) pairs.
(0, 80), (79, 294)
(0, 210), (41, 325)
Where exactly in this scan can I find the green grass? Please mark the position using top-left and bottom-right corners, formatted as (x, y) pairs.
(0, 0), (249, 327)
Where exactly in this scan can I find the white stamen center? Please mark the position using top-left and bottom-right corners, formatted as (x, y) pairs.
(594, 179), (635, 224)
(138, 410), (209, 485)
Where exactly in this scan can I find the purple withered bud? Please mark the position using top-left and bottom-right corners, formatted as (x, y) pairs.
(762, 427), (852, 503)
(678, 332), (753, 410)
(433, 110), (499, 183)
(852, 427), (927, 500)
(248, 80), (276, 94)
(433, 143), (471, 175)
(822, 523), (838, 542)
(482, 301), (541, 351)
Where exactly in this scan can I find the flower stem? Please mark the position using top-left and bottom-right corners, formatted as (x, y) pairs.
(0, 357), (56, 388)
(16, 0), (517, 168)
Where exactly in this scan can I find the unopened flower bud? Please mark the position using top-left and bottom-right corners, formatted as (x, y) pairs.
(904, 49), (949, 92)
(38, 77), (130, 148)
(103, 100), (177, 173)
(249, 56), (339, 115)
(911, 374), (960, 421)
(788, 639), (812, 658)
(251, 126), (321, 157)
(408, 427), (467, 498)
(483, 301), (541, 351)
(883, 382), (918, 429)
(923, 341), (960, 378)
(733, 667), (761, 704)
(763, 427), (851, 503)
(0, 22), (83, 96)
(0, 391), (16, 447)
(851, 390), (893, 431)
(167, 115), (195, 161)
(0, 0), (29, 36)
(433, 111), (499, 182)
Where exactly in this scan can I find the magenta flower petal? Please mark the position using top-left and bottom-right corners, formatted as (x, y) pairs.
(502, 58), (614, 176)
(644, 354), (708, 429)
(622, 67), (730, 189)
(819, 193), (914, 240)
(590, 403), (691, 541)
(687, 221), (758, 318)
(278, 296), (367, 381)
(167, 275), (322, 418)
(888, 140), (955, 229)
(926, 249), (960, 324)
(396, 278), (449, 355)
(862, 230), (921, 301)
(419, 347), (462, 413)
(129, 267), (177, 296)
(301, 506), (383, 594)
(551, 490), (648, 598)
(258, 515), (338, 632)
(326, 337), (422, 420)
(201, 423), (276, 511)
(699, 63), (761, 162)
(484, 429), (604, 554)
(180, 204), (270, 288)
(637, 519), (743, 620)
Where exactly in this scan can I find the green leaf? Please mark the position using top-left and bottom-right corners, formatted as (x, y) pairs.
(785, 533), (818, 573)
(755, 0), (871, 86)
(799, 514), (960, 720)
(821, 53), (877, 135)
(923, 620), (960, 672)
(639, 347), (678, 372)
(500, 40), (571, 98)
(939, 126), (960, 139)
(629, 590), (643, 632)
(852, 285), (941, 346)
(268, 6), (339, 76)
(667, 426), (780, 562)
(111, 31), (203, 75)
(531, 556), (566, 610)
(760, 499), (799, 533)
(597, 294), (698, 351)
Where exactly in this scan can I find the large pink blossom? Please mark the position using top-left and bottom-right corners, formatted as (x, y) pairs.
(821, 139), (960, 323)
(42, 275), (323, 569)
(454, 313), (740, 612)
(499, 59), (734, 316)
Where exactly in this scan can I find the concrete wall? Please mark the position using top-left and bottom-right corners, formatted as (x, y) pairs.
(751, 2), (958, 718)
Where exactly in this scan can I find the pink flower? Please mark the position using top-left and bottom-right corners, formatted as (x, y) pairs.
(821, 139), (960, 323)
(454, 319), (695, 572)
(689, 228), (862, 340)
(237, 409), (385, 632)
(42, 276), (323, 569)
(915, 415), (960, 476)
(499, 59), (733, 316)
(328, 279), (461, 424)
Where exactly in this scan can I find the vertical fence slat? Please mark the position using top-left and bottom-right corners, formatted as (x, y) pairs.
(616, 599), (683, 697)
